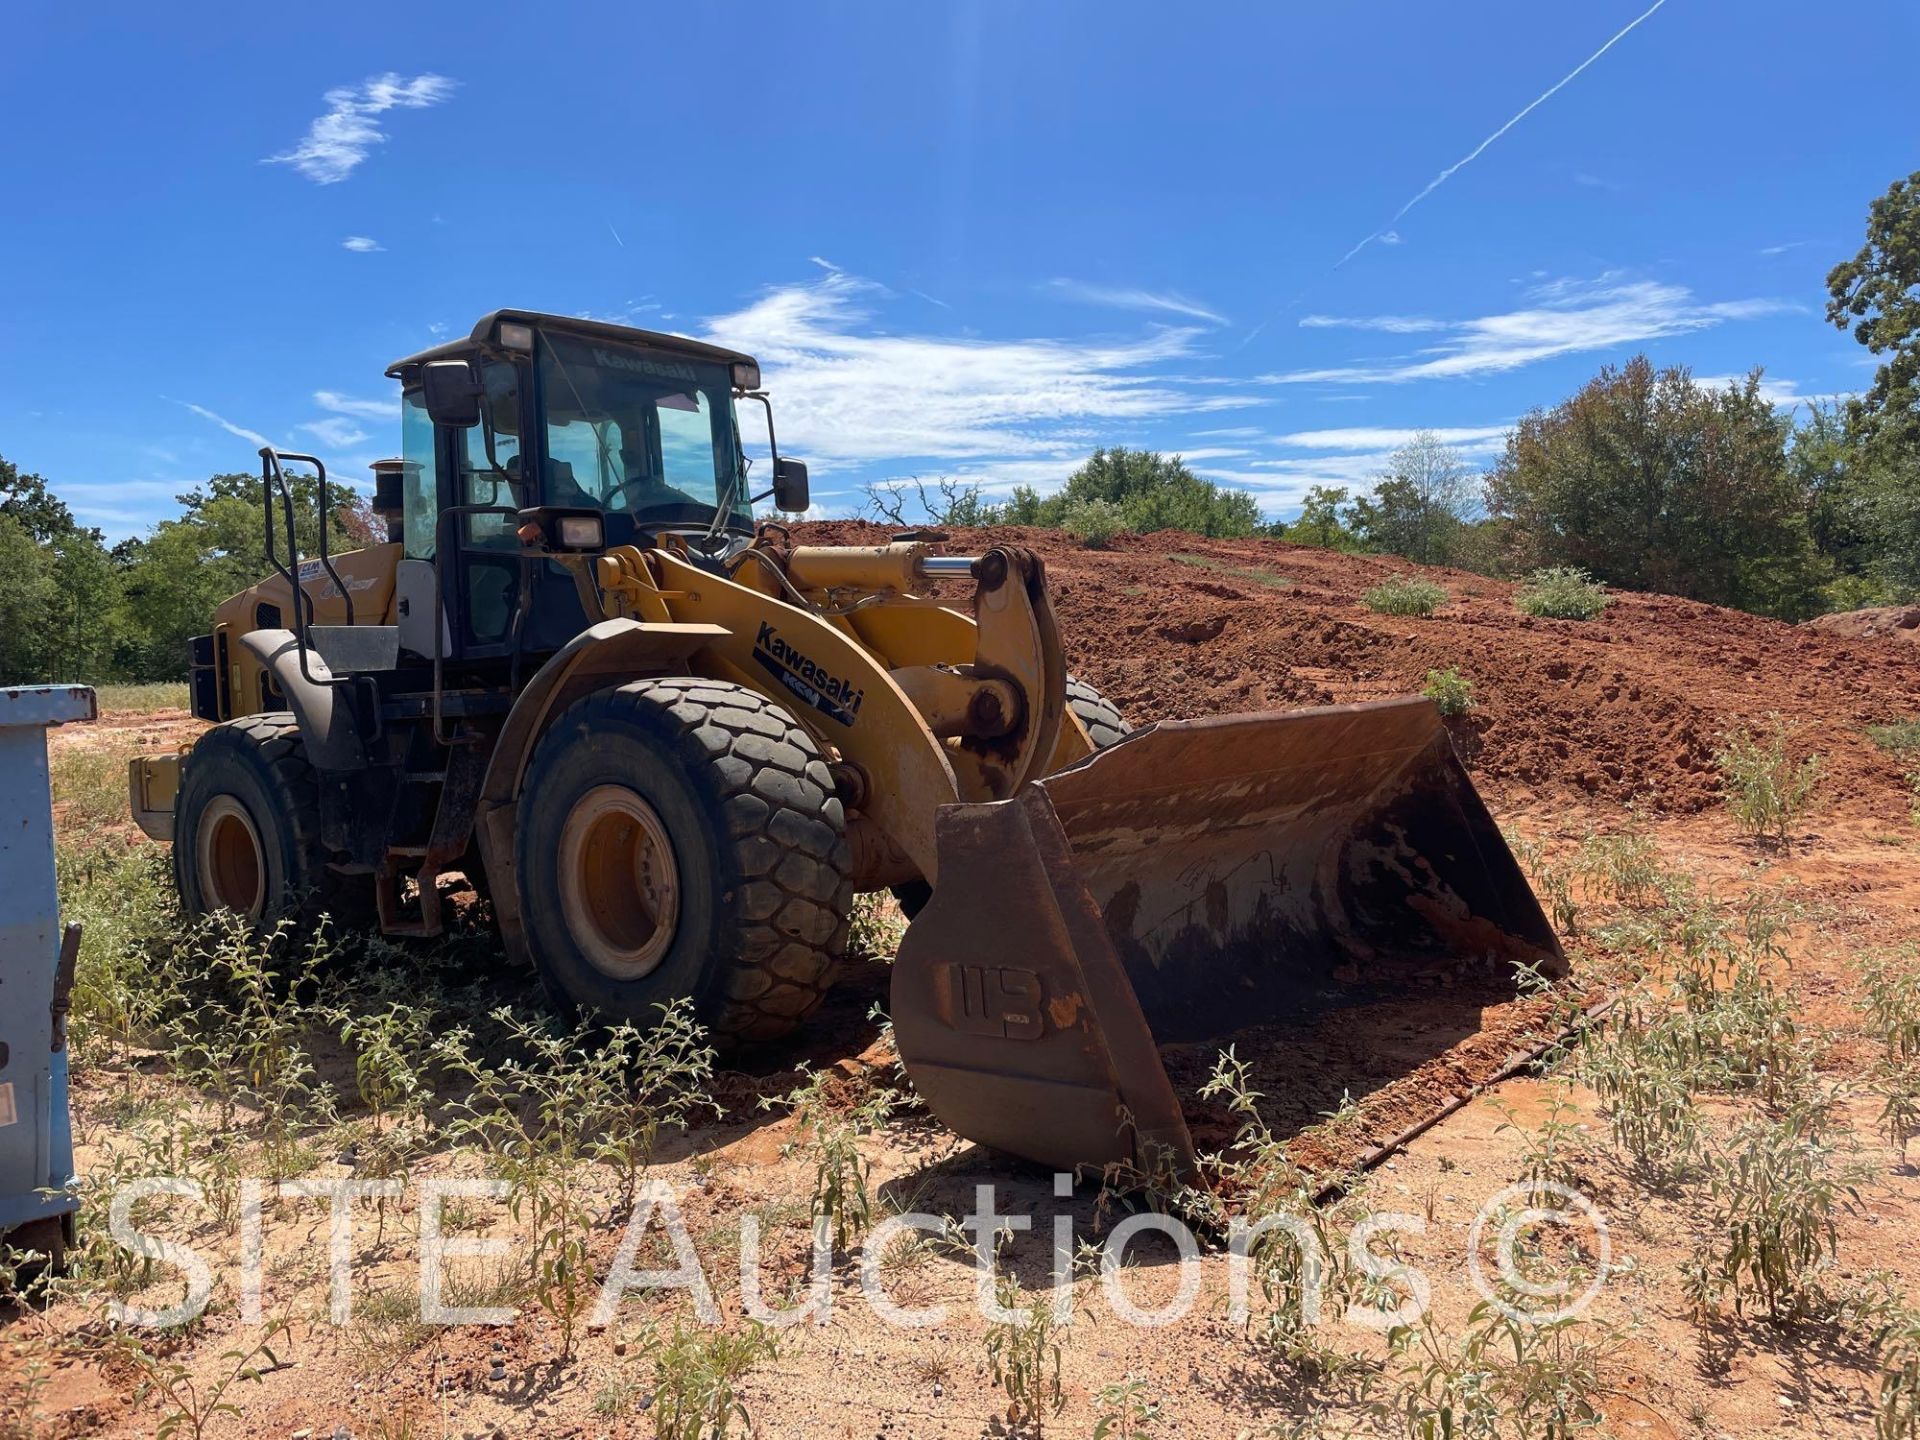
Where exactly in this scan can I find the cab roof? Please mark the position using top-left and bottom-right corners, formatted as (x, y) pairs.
(384, 308), (757, 382)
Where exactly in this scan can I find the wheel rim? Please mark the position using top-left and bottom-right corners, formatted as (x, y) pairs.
(196, 795), (265, 919)
(557, 784), (681, 981)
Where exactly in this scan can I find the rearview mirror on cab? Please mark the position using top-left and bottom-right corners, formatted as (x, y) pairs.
(422, 359), (483, 428)
(772, 457), (809, 513)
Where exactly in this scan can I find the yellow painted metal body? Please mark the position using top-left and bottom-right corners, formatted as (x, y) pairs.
(592, 540), (1092, 885)
(207, 543), (402, 721)
(128, 752), (183, 841)
(163, 528), (1091, 896)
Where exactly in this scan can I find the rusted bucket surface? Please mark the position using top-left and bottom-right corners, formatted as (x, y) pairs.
(890, 698), (1564, 1177)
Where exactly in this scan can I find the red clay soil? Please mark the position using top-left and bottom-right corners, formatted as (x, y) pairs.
(1163, 980), (1575, 1174)
(1806, 602), (1920, 646)
(795, 520), (1920, 822)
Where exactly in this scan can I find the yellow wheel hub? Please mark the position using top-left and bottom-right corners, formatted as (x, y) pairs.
(558, 784), (682, 980)
(197, 794), (266, 920)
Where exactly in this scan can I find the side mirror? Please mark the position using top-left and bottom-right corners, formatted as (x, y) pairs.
(422, 360), (482, 428)
(772, 457), (810, 513)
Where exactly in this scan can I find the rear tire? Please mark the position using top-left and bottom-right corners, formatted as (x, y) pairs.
(893, 675), (1132, 920)
(515, 678), (852, 1044)
(173, 714), (372, 931)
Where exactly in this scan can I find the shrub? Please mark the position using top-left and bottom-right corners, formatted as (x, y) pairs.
(1365, 575), (1448, 617)
(1514, 566), (1611, 620)
(985, 1269), (1068, 1429)
(1868, 719), (1920, 755)
(1714, 713), (1822, 845)
(1062, 497), (1126, 548)
(1880, 1309), (1920, 1438)
(1686, 1099), (1858, 1322)
(644, 1320), (777, 1440)
(1421, 667), (1473, 716)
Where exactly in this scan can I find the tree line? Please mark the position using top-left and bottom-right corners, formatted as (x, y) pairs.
(0, 465), (376, 684)
(6, 170), (1918, 683)
(865, 169), (1920, 625)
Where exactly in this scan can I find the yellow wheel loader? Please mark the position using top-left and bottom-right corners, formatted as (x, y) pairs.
(129, 309), (1562, 1178)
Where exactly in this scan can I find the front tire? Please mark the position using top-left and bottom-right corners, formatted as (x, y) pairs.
(515, 678), (852, 1044)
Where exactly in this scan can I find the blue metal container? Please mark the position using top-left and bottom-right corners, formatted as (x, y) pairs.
(0, 684), (95, 1264)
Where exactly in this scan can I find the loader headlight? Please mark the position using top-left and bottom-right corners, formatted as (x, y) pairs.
(497, 321), (535, 352)
(729, 359), (761, 392)
(516, 507), (605, 553)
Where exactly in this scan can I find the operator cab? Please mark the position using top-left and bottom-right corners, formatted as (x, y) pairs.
(384, 310), (808, 661)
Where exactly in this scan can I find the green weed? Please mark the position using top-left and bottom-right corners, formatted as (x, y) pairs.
(1868, 719), (1920, 755)
(1063, 498), (1127, 548)
(1715, 713), (1822, 845)
(769, 1066), (897, 1253)
(1385, 1305), (1617, 1440)
(439, 1004), (716, 1361)
(1685, 1097), (1861, 1322)
(1420, 667), (1473, 716)
(1860, 950), (1920, 1061)
(1092, 1375), (1163, 1438)
(121, 1318), (290, 1440)
(846, 891), (906, 960)
(1169, 553), (1289, 587)
(985, 1268), (1068, 1432)
(93, 682), (190, 714)
(1364, 575), (1448, 617)
(1514, 566), (1611, 620)
(643, 1320), (777, 1440)
(1879, 1310), (1920, 1439)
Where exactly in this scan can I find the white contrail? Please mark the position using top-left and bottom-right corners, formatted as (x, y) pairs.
(1334, 0), (1670, 268)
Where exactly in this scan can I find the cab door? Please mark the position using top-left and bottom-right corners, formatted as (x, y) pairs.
(398, 362), (529, 662)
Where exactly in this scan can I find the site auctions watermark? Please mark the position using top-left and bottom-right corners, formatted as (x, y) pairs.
(101, 1173), (1611, 1331)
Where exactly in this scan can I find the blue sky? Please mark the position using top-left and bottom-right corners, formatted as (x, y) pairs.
(3, 1), (1913, 541)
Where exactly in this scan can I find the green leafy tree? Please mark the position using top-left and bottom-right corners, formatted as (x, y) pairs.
(1007, 448), (1260, 537)
(0, 455), (119, 682)
(1347, 433), (1478, 566)
(0, 459), (81, 542)
(1820, 172), (1920, 601)
(115, 470), (381, 679)
(1486, 357), (1825, 619)
(0, 511), (56, 684)
(1278, 484), (1355, 548)
(1827, 170), (1920, 450)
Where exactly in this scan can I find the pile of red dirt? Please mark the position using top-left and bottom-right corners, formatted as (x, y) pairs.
(1805, 603), (1920, 646)
(793, 521), (1920, 823)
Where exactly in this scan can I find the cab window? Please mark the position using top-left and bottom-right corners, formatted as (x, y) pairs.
(459, 362), (523, 551)
(399, 392), (438, 559)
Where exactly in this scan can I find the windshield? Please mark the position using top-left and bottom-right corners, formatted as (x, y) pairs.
(535, 330), (749, 528)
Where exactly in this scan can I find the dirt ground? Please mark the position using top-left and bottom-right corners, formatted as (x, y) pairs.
(12, 525), (1920, 1439)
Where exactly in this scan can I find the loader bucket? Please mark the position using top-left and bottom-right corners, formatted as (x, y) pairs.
(890, 697), (1564, 1179)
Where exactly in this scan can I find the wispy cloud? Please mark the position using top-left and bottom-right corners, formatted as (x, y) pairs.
(341, 235), (384, 253)
(1758, 241), (1807, 257)
(1264, 276), (1792, 386)
(266, 73), (457, 184)
(701, 267), (1256, 469)
(1043, 279), (1228, 326)
(314, 391), (398, 420)
(298, 417), (371, 447)
(1271, 425), (1509, 451)
(1299, 313), (1448, 334)
(176, 401), (273, 451)
(1336, 0), (1669, 268)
